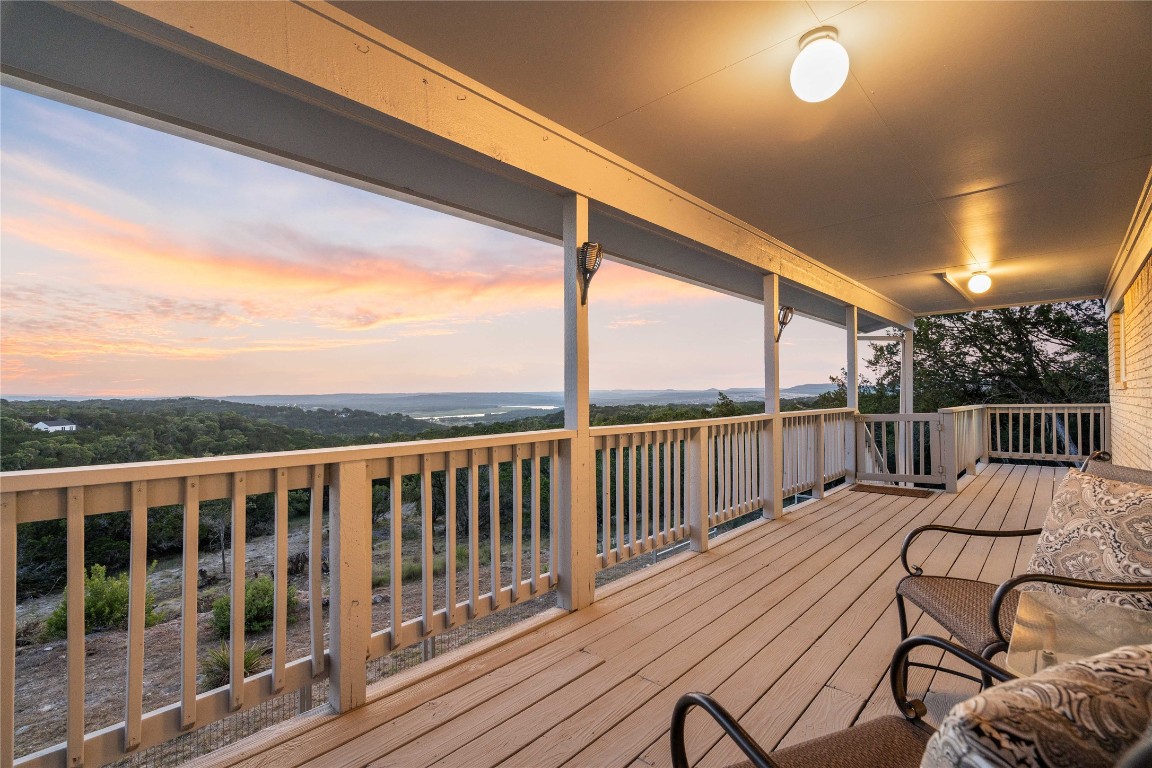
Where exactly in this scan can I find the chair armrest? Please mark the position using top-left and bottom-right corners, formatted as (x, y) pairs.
(989, 574), (1152, 644)
(671, 692), (777, 768)
(900, 525), (1042, 576)
(890, 635), (1014, 717)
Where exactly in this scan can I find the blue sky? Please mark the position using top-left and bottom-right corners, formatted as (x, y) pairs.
(0, 86), (848, 397)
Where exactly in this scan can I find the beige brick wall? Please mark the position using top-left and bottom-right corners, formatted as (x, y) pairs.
(1110, 255), (1152, 469)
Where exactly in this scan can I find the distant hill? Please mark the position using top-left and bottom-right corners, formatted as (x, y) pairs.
(214, 385), (834, 417)
(3, 385), (836, 428)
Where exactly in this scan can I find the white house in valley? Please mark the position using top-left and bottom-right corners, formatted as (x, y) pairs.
(31, 419), (77, 433)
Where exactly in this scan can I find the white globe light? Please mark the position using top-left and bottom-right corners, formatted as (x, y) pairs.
(967, 272), (992, 294)
(790, 36), (850, 103)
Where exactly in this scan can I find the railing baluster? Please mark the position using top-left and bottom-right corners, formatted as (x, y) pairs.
(420, 455), (435, 633)
(229, 472), (247, 711)
(273, 470), (288, 693)
(640, 433), (651, 550)
(180, 476), (200, 728)
(549, 441), (559, 587)
(389, 458), (403, 648)
(512, 444), (524, 600)
(471, 453), (484, 611)
(125, 481), (147, 749)
(1, 493), (14, 768)
(530, 444), (541, 595)
(673, 430), (682, 533)
(66, 486), (86, 768)
(446, 452), (460, 622)
(814, 415), (826, 498)
(308, 465), (325, 678)
(599, 441), (609, 565)
(623, 436), (634, 555)
(614, 436), (624, 562)
(488, 448), (501, 609)
(663, 432), (672, 541)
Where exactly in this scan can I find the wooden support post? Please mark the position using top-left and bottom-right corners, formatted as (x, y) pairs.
(898, 328), (914, 483)
(940, 410), (958, 493)
(844, 306), (858, 484)
(687, 426), (709, 552)
(328, 460), (371, 712)
(763, 274), (784, 519)
(557, 194), (595, 611)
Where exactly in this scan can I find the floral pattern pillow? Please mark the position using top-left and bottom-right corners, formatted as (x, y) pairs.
(921, 644), (1152, 768)
(1025, 468), (1152, 610)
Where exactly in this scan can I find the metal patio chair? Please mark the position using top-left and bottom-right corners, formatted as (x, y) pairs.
(894, 452), (1152, 682)
(670, 636), (1006, 768)
(670, 638), (1152, 768)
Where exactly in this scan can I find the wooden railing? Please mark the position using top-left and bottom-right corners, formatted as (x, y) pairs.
(0, 402), (1109, 766)
(855, 404), (1110, 492)
(591, 425), (690, 570)
(780, 409), (854, 500)
(938, 405), (985, 492)
(706, 415), (768, 527)
(855, 413), (947, 487)
(985, 404), (1110, 464)
(2, 430), (571, 768)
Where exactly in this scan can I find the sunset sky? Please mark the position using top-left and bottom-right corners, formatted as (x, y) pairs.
(0, 86), (849, 398)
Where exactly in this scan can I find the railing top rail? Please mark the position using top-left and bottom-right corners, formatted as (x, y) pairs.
(982, 403), (1110, 409)
(0, 428), (577, 492)
(856, 413), (942, 422)
(589, 406), (856, 438)
(780, 407), (856, 418)
(589, 413), (770, 435)
(936, 404), (987, 413)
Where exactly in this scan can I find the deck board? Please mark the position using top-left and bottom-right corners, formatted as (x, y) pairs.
(192, 462), (1062, 768)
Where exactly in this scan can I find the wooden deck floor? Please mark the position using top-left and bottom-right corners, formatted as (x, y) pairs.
(192, 462), (1060, 768)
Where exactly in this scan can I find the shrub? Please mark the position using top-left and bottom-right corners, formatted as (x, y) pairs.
(201, 641), (269, 690)
(371, 566), (390, 588)
(400, 560), (423, 581)
(211, 575), (298, 638)
(42, 563), (160, 640)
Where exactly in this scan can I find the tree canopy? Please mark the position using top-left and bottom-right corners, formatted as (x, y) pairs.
(811, 300), (1108, 413)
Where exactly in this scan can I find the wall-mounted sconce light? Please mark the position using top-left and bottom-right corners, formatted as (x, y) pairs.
(577, 242), (603, 305)
(967, 271), (992, 294)
(776, 305), (795, 342)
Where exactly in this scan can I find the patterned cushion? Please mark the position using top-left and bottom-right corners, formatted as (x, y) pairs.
(920, 644), (1152, 768)
(1025, 468), (1152, 610)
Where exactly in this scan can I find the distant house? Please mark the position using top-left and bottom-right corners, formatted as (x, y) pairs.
(33, 419), (78, 433)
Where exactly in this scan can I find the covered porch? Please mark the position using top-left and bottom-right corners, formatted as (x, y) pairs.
(183, 461), (1057, 768)
(2, 2), (1150, 767)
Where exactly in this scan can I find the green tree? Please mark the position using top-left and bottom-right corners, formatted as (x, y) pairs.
(711, 392), (740, 417)
(811, 301), (1107, 414)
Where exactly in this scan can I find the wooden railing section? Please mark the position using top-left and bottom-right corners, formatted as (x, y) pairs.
(2, 430), (571, 768)
(855, 413), (947, 487)
(0, 403), (1109, 766)
(591, 426), (689, 570)
(985, 404), (1110, 464)
(780, 409), (854, 500)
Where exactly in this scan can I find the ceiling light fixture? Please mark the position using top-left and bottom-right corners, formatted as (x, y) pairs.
(790, 26), (849, 103)
(967, 271), (992, 294)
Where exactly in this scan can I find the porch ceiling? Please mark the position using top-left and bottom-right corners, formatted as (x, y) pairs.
(337, 0), (1152, 315)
